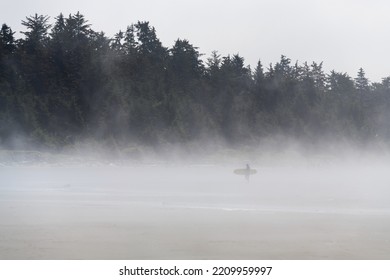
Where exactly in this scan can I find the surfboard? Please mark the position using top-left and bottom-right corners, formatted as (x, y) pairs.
(234, 169), (257, 175)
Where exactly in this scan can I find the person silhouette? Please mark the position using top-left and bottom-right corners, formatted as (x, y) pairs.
(245, 164), (251, 181)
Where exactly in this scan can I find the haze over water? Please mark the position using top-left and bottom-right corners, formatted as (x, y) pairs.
(1, 157), (389, 259)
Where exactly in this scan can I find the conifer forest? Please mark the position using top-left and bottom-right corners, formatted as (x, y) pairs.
(1, 13), (390, 151)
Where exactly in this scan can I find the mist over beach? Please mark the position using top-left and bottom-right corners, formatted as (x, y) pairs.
(1, 3), (390, 259)
(1, 147), (390, 259)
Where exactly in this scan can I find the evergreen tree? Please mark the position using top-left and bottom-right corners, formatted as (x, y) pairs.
(169, 39), (203, 83)
(0, 24), (16, 54)
(21, 14), (51, 45)
(355, 67), (370, 93)
(253, 60), (264, 85)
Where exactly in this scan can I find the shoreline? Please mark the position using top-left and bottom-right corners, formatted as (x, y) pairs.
(1, 204), (389, 259)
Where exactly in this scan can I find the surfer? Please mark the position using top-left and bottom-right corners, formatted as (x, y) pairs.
(245, 164), (251, 181)
(234, 164), (257, 181)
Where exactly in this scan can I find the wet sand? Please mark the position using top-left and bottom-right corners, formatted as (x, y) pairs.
(0, 165), (390, 259)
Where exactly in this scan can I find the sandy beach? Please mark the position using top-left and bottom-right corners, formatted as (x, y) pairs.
(1, 164), (389, 259)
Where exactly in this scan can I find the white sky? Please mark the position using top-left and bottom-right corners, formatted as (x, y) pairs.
(2, 0), (390, 82)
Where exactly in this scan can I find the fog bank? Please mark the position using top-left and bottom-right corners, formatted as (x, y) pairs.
(1, 150), (389, 259)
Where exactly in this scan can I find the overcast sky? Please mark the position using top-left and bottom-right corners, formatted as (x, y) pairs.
(2, 0), (390, 82)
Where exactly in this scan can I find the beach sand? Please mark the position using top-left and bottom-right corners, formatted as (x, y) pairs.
(0, 165), (389, 259)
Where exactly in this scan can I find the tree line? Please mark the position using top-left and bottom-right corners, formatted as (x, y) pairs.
(1, 13), (390, 150)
